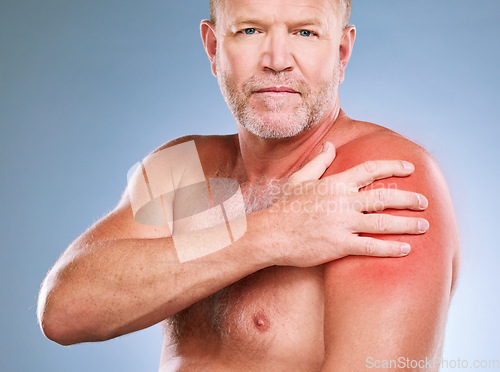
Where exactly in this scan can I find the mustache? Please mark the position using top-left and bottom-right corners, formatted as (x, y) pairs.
(243, 74), (308, 95)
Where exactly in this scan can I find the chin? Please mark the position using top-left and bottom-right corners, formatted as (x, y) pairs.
(243, 119), (311, 139)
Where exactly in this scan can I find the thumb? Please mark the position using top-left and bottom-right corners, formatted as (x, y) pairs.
(288, 142), (336, 184)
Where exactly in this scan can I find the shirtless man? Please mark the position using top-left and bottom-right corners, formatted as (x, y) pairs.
(37, 0), (460, 370)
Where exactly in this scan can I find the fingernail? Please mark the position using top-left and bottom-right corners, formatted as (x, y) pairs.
(322, 142), (330, 152)
(401, 243), (411, 255)
(403, 161), (414, 171)
(418, 219), (429, 232)
(418, 194), (428, 209)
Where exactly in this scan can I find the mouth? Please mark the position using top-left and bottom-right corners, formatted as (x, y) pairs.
(254, 86), (300, 95)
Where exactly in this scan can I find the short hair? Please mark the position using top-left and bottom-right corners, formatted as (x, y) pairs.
(209, 0), (351, 29)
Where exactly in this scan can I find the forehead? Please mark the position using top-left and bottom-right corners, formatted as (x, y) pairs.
(217, 0), (341, 29)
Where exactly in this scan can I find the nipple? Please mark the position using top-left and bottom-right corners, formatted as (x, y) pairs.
(252, 312), (270, 332)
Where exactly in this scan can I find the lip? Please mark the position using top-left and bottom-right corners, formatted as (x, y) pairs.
(254, 86), (300, 94)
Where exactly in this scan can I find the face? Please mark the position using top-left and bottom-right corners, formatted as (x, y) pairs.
(208, 0), (348, 139)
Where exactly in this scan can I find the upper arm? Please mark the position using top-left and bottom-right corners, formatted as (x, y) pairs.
(322, 133), (460, 370)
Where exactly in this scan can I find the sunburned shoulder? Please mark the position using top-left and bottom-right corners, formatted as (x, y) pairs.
(330, 123), (451, 244)
(331, 122), (433, 177)
(327, 121), (461, 293)
(322, 122), (460, 365)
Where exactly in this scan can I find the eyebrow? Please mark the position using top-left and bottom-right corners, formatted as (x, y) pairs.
(288, 19), (324, 27)
(231, 17), (324, 28)
(230, 18), (265, 27)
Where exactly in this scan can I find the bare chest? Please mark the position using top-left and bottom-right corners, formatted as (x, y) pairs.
(166, 162), (325, 366)
(167, 264), (325, 367)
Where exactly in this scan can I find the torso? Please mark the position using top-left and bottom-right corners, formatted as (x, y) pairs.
(161, 149), (330, 370)
(158, 113), (429, 371)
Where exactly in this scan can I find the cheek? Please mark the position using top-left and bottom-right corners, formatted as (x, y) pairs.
(292, 41), (339, 81)
(219, 40), (259, 80)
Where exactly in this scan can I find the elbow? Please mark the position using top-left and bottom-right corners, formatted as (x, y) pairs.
(38, 298), (78, 346)
(38, 287), (114, 345)
(37, 287), (80, 346)
(39, 310), (110, 346)
(37, 276), (93, 346)
(38, 297), (107, 346)
(37, 257), (119, 345)
(39, 314), (77, 346)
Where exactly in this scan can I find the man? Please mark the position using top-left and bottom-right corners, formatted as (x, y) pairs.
(37, 0), (460, 370)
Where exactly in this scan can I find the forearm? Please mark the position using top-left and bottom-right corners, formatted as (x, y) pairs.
(38, 212), (271, 345)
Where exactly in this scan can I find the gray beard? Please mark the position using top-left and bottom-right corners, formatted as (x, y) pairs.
(217, 64), (340, 139)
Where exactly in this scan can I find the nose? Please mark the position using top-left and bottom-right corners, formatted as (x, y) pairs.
(261, 29), (294, 73)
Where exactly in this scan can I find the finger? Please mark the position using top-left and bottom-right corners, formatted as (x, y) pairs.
(354, 213), (429, 235)
(345, 236), (412, 257)
(288, 142), (336, 184)
(354, 189), (428, 212)
(331, 160), (415, 191)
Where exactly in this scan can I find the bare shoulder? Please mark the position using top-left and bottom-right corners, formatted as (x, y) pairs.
(118, 133), (238, 208)
(328, 118), (450, 202)
(151, 134), (239, 178)
(331, 121), (442, 189)
(332, 117), (424, 163)
(327, 121), (461, 292)
(75, 134), (238, 245)
(322, 120), (461, 365)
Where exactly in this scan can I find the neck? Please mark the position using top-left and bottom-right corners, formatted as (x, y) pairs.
(235, 105), (343, 184)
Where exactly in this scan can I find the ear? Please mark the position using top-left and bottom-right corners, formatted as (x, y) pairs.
(338, 25), (356, 84)
(201, 20), (218, 77)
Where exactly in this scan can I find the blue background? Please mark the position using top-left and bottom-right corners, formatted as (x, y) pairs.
(1, 0), (499, 370)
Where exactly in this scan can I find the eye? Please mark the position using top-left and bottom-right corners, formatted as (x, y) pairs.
(299, 30), (313, 37)
(243, 28), (257, 35)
